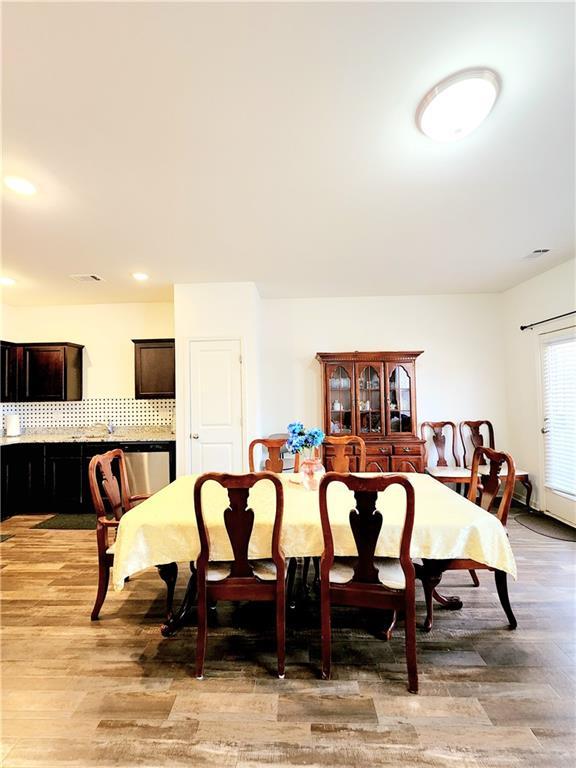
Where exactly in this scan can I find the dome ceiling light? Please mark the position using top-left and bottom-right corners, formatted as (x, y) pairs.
(416, 68), (500, 142)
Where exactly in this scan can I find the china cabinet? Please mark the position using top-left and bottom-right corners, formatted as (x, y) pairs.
(316, 351), (425, 472)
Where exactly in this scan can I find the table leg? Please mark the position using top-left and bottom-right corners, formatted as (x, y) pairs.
(415, 560), (463, 632)
(156, 562), (178, 619)
(161, 562), (197, 637)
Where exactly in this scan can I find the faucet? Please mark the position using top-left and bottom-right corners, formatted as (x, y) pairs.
(107, 419), (115, 434)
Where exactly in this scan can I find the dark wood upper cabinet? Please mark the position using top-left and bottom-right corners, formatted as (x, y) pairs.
(1, 341), (17, 402)
(18, 343), (83, 401)
(133, 339), (175, 399)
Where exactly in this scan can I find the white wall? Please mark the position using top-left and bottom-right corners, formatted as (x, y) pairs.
(260, 293), (508, 453)
(502, 259), (576, 509)
(174, 282), (261, 475)
(1, 302), (174, 398)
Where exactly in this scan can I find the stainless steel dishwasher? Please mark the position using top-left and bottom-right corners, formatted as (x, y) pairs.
(123, 444), (172, 495)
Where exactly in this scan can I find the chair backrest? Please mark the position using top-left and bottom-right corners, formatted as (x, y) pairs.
(319, 472), (415, 585)
(459, 420), (495, 468)
(248, 438), (300, 473)
(323, 435), (366, 472)
(88, 449), (132, 521)
(468, 446), (515, 525)
(194, 472), (285, 577)
(420, 421), (459, 467)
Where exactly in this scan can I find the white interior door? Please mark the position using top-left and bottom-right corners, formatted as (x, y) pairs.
(189, 339), (243, 473)
(540, 326), (576, 527)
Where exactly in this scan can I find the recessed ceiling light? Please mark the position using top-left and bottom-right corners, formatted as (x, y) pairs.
(132, 272), (149, 281)
(416, 68), (500, 142)
(4, 176), (37, 196)
(0, 277), (16, 286)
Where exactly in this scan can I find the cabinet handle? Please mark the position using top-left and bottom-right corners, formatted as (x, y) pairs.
(402, 447), (410, 453)
(192, 433), (199, 439)
(379, 448), (387, 454)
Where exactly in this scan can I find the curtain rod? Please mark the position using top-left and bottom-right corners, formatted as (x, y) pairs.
(520, 310), (576, 331)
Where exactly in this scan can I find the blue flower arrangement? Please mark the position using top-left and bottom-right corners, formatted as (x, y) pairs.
(286, 421), (325, 457)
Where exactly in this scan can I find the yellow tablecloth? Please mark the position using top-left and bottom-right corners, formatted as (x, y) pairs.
(112, 472), (516, 591)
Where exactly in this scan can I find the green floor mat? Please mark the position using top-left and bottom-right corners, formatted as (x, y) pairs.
(34, 514), (96, 530)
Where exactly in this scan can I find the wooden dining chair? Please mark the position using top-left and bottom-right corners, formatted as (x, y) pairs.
(421, 421), (477, 586)
(319, 472), (418, 693)
(248, 437), (300, 473)
(421, 421), (460, 468)
(194, 471), (287, 679)
(88, 449), (178, 621)
(460, 420), (532, 509)
(422, 445), (517, 632)
(322, 435), (366, 472)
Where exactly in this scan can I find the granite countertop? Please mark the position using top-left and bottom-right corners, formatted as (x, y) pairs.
(0, 426), (175, 446)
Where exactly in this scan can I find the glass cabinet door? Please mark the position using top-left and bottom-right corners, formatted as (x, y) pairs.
(327, 364), (353, 434)
(386, 363), (414, 434)
(357, 364), (383, 435)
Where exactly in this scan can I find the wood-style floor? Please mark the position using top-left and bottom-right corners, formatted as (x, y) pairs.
(1, 508), (575, 767)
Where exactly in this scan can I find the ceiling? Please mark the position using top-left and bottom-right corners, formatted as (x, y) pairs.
(2, 1), (574, 306)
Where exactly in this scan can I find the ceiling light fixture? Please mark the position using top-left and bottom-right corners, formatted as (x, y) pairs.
(132, 272), (149, 281)
(0, 277), (16, 286)
(416, 68), (500, 142)
(4, 176), (37, 196)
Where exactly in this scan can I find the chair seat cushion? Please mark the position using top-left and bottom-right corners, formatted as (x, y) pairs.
(329, 557), (405, 590)
(428, 465), (529, 479)
(206, 560), (277, 582)
(426, 466), (470, 478)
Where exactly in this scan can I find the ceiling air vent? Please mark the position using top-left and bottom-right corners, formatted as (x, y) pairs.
(69, 273), (104, 283)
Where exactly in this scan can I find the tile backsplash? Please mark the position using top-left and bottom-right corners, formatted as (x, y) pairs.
(1, 398), (175, 432)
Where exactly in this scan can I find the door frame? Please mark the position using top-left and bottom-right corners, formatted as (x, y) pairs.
(178, 336), (246, 476)
(535, 318), (576, 523)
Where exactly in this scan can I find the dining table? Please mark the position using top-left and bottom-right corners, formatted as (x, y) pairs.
(111, 471), (517, 635)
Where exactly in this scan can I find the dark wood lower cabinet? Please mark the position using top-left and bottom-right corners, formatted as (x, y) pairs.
(45, 445), (83, 513)
(0, 441), (176, 518)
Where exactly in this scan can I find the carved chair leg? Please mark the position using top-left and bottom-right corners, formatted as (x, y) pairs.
(521, 478), (533, 511)
(276, 586), (286, 679)
(301, 556), (311, 595)
(422, 576), (435, 633)
(494, 570), (517, 629)
(385, 610), (397, 641)
(320, 582), (332, 680)
(157, 562), (178, 619)
(195, 576), (208, 679)
(404, 597), (418, 694)
(91, 561), (110, 621)
(313, 557), (320, 590)
(286, 557), (298, 609)
(469, 569), (480, 587)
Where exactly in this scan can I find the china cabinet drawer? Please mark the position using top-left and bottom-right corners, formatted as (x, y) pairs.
(390, 456), (424, 473)
(366, 456), (390, 472)
(393, 445), (422, 456)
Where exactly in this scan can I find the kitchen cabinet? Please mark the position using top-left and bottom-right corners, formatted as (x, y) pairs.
(0, 440), (176, 518)
(133, 339), (175, 399)
(17, 343), (83, 401)
(1, 444), (45, 517)
(1, 341), (17, 402)
(316, 351), (426, 472)
(45, 444), (83, 513)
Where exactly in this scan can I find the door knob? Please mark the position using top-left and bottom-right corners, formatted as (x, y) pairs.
(192, 433), (199, 439)
(540, 427), (549, 434)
